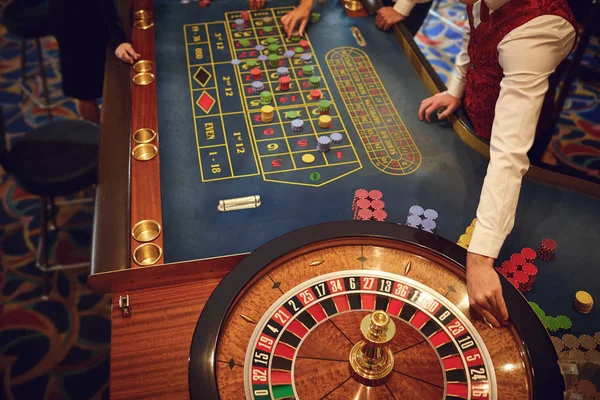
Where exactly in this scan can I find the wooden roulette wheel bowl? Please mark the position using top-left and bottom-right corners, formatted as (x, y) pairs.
(188, 221), (565, 399)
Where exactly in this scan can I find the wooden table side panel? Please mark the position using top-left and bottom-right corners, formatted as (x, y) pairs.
(110, 279), (221, 399)
(130, 0), (164, 268)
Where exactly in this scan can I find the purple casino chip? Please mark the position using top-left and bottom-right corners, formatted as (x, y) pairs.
(258, 55), (268, 61)
(329, 132), (343, 143)
(422, 218), (436, 232)
(318, 136), (331, 145)
(406, 215), (423, 227)
(255, 45), (265, 51)
(423, 209), (438, 220)
(284, 50), (295, 58)
(230, 58), (241, 65)
(300, 53), (312, 62)
(291, 119), (304, 131)
(277, 67), (289, 76)
(408, 205), (424, 216)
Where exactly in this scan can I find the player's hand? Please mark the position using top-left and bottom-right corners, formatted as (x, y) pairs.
(249, 0), (265, 9)
(466, 252), (509, 328)
(115, 43), (140, 64)
(375, 7), (405, 31)
(281, 4), (311, 38)
(418, 91), (461, 123)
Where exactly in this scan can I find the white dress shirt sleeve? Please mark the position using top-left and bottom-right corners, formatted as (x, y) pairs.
(393, 0), (431, 17)
(469, 16), (576, 259)
(446, 15), (471, 98)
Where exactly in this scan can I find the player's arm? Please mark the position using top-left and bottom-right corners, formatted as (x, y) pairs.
(281, 0), (315, 38)
(103, 0), (140, 63)
(467, 17), (576, 327)
(375, 0), (429, 31)
(418, 17), (471, 121)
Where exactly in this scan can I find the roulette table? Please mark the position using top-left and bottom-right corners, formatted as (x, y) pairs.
(90, 0), (600, 398)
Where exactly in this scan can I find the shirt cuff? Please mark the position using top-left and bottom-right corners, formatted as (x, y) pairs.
(393, 0), (416, 16)
(446, 75), (466, 99)
(468, 223), (506, 259)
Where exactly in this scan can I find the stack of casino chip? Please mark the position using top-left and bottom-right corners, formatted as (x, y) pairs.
(497, 250), (539, 292)
(521, 247), (536, 263)
(352, 189), (386, 221)
(235, 18), (245, 31)
(300, 54), (312, 63)
(260, 91), (272, 105)
(317, 136), (331, 152)
(457, 218), (477, 250)
(250, 68), (262, 80)
(239, 38), (250, 48)
(537, 238), (557, 261)
(268, 44), (280, 54)
(318, 100), (331, 114)
(261, 106), (274, 123)
(263, 26), (273, 34)
(240, 11), (249, 21)
(329, 132), (343, 144)
(276, 67), (289, 77)
(268, 54), (279, 68)
(318, 115), (332, 129)
(574, 290), (594, 314)
(406, 205), (424, 228)
(246, 59), (258, 69)
(309, 76), (321, 88)
(263, 16), (273, 25)
(302, 65), (314, 76)
(291, 119), (304, 132)
(286, 111), (299, 120)
(299, 40), (310, 51)
(278, 76), (291, 91)
(310, 90), (322, 100)
(284, 50), (295, 59)
(251, 81), (264, 94)
(554, 332), (600, 364)
(421, 218), (436, 234)
(529, 302), (573, 333)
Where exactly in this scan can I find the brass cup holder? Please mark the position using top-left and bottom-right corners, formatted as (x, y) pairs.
(132, 243), (162, 266)
(133, 60), (154, 73)
(134, 20), (154, 30)
(132, 143), (158, 161)
(134, 9), (152, 20)
(133, 72), (155, 86)
(131, 219), (162, 242)
(133, 128), (157, 144)
(345, 0), (364, 11)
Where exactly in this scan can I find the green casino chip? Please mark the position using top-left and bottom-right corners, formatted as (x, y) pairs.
(267, 37), (277, 44)
(246, 59), (258, 68)
(294, 46), (304, 54)
(268, 44), (280, 54)
(239, 38), (250, 47)
(286, 111), (299, 119)
(556, 315), (572, 330)
(302, 65), (313, 76)
(263, 26), (273, 33)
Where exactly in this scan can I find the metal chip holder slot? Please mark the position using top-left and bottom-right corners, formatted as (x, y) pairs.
(218, 195), (261, 212)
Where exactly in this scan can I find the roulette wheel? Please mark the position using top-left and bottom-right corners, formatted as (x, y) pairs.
(189, 221), (564, 399)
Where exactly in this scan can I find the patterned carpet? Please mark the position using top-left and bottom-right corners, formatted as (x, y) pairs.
(0, 1), (598, 399)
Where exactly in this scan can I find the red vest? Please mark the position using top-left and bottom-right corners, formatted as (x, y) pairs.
(463, 0), (578, 140)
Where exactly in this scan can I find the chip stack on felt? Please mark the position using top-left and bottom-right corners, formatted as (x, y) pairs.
(496, 247), (539, 292)
(404, 205), (437, 233)
(552, 332), (600, 363)
(352, 189), (386, 221)
(457, 218), (477, 250)
(528, 302), (572, 333)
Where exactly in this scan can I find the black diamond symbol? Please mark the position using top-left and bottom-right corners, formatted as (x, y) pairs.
(272, 282), (281, 289)
(193, 66), (212, 87)
(357, 256), (368, 262)
(227, 358), (235, 370)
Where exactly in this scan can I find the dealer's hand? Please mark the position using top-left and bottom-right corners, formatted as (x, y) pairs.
(281, 4), (311, 38)
(249, 0), (265, 10)
(466, 252), (509, 328)
(115, 43), (140, 64)
(375, 7), (405, 31)
(418, 91), (461, 122)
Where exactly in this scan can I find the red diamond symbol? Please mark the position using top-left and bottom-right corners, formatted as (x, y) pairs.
(196, 91), (216, 114)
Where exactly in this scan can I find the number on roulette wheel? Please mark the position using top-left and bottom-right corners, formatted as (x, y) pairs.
(189, 222), (565, 399)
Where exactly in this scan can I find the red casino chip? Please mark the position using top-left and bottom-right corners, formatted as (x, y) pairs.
(507, 277), (520, 289)
(510, 253), (526, 269)
(373, 209), (387, 222)
(370, 199), (385, 211)
(537, 238), (557, 261)
(513, 271), (530, 292)
(250, 68), (262, 80)
(368, 189), (383, 201)
(358, 209), (373, 221)
(354, 189), (369, 200)
(500, 261), (517, 277)
(299, 39), (310, 50)
(240, 10), (250, 20)
(356, 199), (371, 211)
(310, 90), (322, 100)
(278, 76), (291, 91)
(521, 247), (536, 263)
(522, 263), (538, 279)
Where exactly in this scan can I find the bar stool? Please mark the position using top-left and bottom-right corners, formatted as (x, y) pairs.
(0, 109), (99, 297)
(3, 0), (63, 120)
